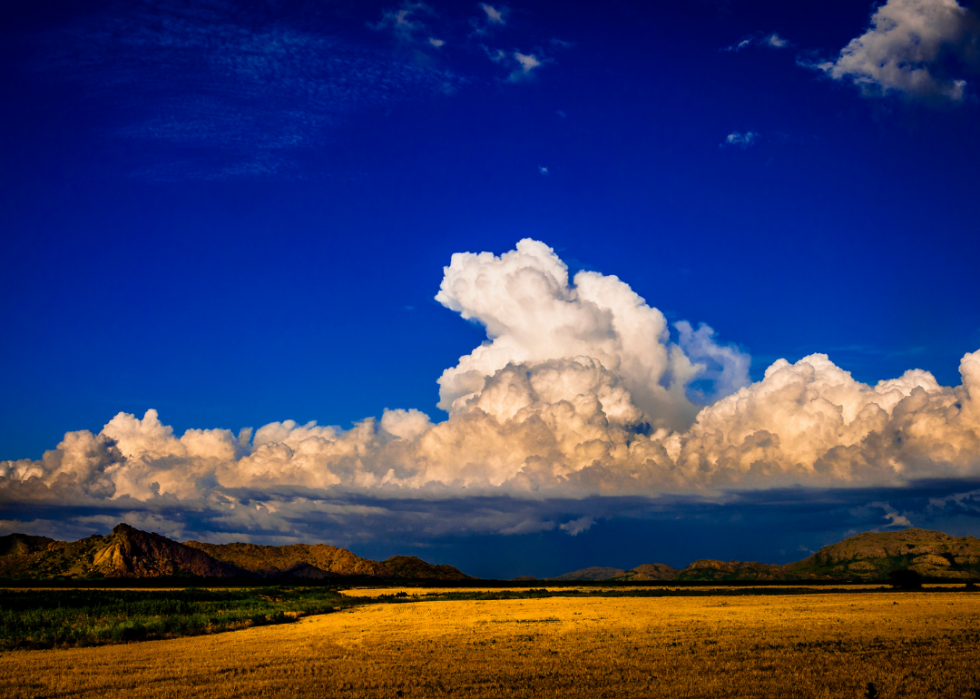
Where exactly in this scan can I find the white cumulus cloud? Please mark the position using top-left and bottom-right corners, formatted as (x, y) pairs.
(818, 0), (980, 101)
(3, 240), (980, 541)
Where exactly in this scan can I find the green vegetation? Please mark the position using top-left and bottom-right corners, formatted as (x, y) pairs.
(0, 587), (347, 650)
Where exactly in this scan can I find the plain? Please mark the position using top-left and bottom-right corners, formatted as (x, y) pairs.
(3, 591), (980, 698)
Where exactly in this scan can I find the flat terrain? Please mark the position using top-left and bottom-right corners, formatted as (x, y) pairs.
(338, 585), (890, 598)
(3, 592), (980, 698)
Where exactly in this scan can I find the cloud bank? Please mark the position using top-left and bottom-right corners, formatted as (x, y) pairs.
(3, 240), (980, 541)
(818, 0), (980, 101)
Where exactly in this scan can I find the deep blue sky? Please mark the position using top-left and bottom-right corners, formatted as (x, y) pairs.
(2, 0), (980, 574)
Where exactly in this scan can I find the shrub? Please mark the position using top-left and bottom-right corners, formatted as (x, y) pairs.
(888, 569), (923, 590)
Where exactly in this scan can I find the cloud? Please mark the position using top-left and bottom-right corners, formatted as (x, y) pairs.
(724, 33), (791, 52)
(539, 165), (549, 174)
(765, 33), (789, 49)
(4, 240), (980, 544)
(510, 52), (543, 80)
(816, 0), (980, 101)
(722, 132), (759, 148)
(501, 518), (556, 535)
(481, 4), (506, 25)
(481, 46), (546, 81)
(372, 2), (436, 42)
(559, 516), (595, 536)
(873, 502), (914, 528)
(20, 0), (460, 181)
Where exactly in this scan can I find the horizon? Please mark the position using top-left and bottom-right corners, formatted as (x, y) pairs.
(2, 0), (980, 580)
(5, 520), (966, 580)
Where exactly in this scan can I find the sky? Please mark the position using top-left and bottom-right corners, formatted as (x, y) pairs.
(2, 0), (980, 579)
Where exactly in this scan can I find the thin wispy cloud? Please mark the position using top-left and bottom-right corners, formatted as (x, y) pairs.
(724, 32), (791, 52)
(19, 0), (461, 181)
(13, 0), (571, 181)
(481, 3), (506, 25)
(721, 131), (759, 148)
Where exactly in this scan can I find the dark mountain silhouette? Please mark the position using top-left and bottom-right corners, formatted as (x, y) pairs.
(0, 524), (473, 581)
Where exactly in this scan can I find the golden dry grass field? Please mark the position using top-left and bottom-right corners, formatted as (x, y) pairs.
(3, 592), (980, 698)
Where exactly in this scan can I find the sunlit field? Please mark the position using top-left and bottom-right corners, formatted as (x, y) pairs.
(3, 592), (980, 698)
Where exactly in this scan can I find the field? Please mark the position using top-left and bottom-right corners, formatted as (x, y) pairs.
(3, 591), (980, 698)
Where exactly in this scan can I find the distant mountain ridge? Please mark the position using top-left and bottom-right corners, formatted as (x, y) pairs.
(4, 525), (979, 582)
(551, 529), (980, 582)
(0, 524), (473, 581)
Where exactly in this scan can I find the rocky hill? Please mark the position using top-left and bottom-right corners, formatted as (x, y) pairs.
(0, 524), (472, 581)
(784, 528), (980, 580)
(0, 524), (238, 579)
(185, 541), (388, 578)
(614, 563), (680, 581)
(550, 566), (626, 581)
(553, 529), (980, 582)
(381, 555), (473, 581)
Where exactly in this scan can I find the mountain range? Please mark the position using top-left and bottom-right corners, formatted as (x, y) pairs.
(550, 529), (980, 582)
(2, 525), (979, 582)
(0, 524), (473, 581)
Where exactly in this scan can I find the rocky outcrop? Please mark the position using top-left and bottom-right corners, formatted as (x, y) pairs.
(783, 528), (980, 580)
(91, 524), (240, 578)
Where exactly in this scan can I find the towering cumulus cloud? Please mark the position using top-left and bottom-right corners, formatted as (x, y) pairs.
(2, 240), (980, 539)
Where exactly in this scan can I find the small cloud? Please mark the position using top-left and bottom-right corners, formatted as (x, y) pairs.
(481, 3), (505, 24)
(871, 501), (913, 529)
(372, 2), (435, 43)
(724, 32), (791, 52)
(559, 516), (594, 536)
(556, 109), (567, 118)
(721, 131), (759, 148)
(510, 51), (542, 80)
(500, 519), (555, 535)
(428, 37), (445, 47)
(538, 165), (549, 175)
(765, 33), (788, 48)
(484, 46), (507, 62)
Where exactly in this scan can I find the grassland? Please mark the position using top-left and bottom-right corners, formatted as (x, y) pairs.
(3, 591), (980, 698)
(338, 584), (891, 598)
(0, 587), (345, 650)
